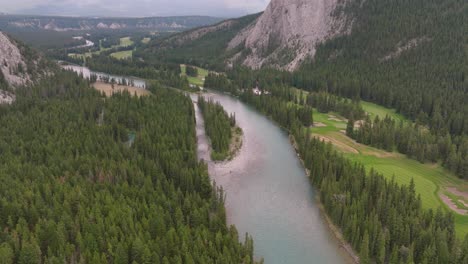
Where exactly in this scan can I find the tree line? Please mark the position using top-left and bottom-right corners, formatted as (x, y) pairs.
(86, 55), (190, 90)
(349, 115), (468, 178)
(305, 92), (365, 121)
(185, 66), (198, 77)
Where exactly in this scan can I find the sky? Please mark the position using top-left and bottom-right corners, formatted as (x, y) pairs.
(0, 0), (270, 18)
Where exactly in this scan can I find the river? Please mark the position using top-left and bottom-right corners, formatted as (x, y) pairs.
(61, 64), (351, 263)
(60, 64), (147, 89)
(192, 91), (351, 264)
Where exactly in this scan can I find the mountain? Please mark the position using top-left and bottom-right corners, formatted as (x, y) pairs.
(0, 15), (223, 32)
(227, 0), (353, 70)
(0, 31), (51, 103)
(148, 0), (355, 70)
(150, 0), (467, 74)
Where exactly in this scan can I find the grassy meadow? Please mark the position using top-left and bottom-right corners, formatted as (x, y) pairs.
(180, 64), (209, 86)
(110, 50), (133, 59)
(69, 36), (134, 60)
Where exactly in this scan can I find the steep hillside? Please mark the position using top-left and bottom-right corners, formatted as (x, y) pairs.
(139, 14), (260, 70)
(0, 31), (51, 103)
(228, 0), (353, 70)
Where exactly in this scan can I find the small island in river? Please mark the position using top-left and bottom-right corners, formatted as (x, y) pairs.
(198, 96), (243, 161)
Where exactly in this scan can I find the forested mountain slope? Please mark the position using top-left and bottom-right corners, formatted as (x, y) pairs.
(141, 14), (260, 70)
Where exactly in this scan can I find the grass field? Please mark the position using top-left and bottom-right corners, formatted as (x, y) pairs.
(68, 36), (134, 60)
(110, 50), (133, 59)
(180, 64), (209, 86)
(361, 101), (408, 123)
(93, 82), (150, 97)
(120, 37), (134, 47)
(300, 92), (468, 238)
(142, 37), (151, 44)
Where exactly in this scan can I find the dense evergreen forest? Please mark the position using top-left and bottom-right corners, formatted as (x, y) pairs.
(0, 71), (258, 263)
(197, 96), (237, 161)
(199, 83), (468, 263)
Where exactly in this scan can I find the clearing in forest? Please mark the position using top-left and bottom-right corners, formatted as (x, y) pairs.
(110, 50), (133, 59)
(180, 64), (209, 86)
(93, 82), (150, 97)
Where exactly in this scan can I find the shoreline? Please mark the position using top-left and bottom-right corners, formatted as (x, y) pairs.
(289, 135), (360, 264)
(212, 125), (244, 162)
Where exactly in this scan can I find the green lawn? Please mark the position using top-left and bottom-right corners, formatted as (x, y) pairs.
(120, 37), (134, 47)
(180, 64), (209, 86)
(69, 36), (134, 60)
(142, 37), (151, 44)
(361, 101), (408, 123)
(309, 106), (468, 238)
(110, 50), (133, 59)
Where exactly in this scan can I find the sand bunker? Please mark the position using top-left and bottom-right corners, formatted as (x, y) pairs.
(440, 194), (467, 215)
(312, 134), (359, 154)
(328, 115), (346, 122)
(313, 122), (327, 127)
(447, 187), (468, 200)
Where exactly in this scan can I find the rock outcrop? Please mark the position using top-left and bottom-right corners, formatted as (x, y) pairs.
(228, 0), (353, 70)
(0, 31), (49, 104)
(0, 32), (31, 87)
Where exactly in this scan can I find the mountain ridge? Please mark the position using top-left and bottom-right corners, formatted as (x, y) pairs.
(0, 14), (224, 32)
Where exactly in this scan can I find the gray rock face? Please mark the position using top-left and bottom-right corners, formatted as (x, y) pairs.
(0, 89), (15, 105)
(0, 32), (31, 87)
(229, 0), (353, 71)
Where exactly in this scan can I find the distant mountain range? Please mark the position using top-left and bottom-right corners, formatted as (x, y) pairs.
(0, 15), (224, 32)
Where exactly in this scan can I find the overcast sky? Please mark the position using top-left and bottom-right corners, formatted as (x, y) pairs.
(0, 0), (270, 18)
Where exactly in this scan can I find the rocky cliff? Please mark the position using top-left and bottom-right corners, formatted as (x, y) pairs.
(0, 31), (49, 103)
(0, 32), (32, 87)
(228, 0), (353, 70)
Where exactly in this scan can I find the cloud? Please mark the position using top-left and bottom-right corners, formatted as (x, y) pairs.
(1, 0), (270, 17)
